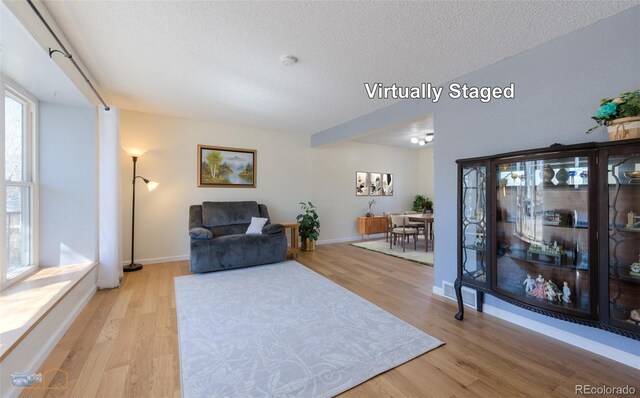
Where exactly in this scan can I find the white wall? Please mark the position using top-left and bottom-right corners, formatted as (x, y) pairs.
(120, 110), (311, 263)
(418, 146), (434, 201)
(311, 141), (420, 242)
(39, 102), (97, 266)
(120, 110), (424, 259)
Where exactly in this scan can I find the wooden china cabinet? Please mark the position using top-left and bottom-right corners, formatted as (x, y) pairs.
(454, 139), (640, 340)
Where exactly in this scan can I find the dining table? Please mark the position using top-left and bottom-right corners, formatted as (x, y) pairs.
(406, 213), (434, 252)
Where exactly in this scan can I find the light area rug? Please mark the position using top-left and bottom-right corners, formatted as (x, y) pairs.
(174, 261), (443, 398)
(350, 238), (434, 266)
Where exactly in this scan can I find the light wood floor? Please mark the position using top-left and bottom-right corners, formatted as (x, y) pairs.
(22, 243), (639, 398)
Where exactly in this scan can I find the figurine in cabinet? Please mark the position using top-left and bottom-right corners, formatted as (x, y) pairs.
(548, 280), (563, 301)
(528, 274), (547, 299)
(523, 274), (535, 293)
(562, 281), (572, 303)
(545, 282), (558, 301)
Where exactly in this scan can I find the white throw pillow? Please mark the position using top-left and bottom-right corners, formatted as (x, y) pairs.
(246, 217), (268, 234)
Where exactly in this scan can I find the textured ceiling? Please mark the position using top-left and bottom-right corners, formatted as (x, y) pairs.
(41, 1), (637, 134)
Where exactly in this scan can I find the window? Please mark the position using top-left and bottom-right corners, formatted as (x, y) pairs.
(2, 79), (38, 287)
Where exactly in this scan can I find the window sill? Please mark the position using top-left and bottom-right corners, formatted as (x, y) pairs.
(0, 262), (97, 361)
(2, 265), (38, 290)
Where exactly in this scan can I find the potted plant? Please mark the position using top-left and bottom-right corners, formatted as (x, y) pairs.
(412, 195), (434, 213)
(587, 89), (640, 140)
(424, 197), (434, 213)
(296, 201), (320, 251)
(366, 199), (376, 217)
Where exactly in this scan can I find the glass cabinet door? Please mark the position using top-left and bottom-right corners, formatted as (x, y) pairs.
(606, 151), (640, 332)
(460, 164), (488, 287)
(494, 155), (592, 317)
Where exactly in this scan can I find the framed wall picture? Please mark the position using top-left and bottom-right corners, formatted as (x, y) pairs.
(356, 171), (368, 196)
(369, 172), (382, 196)
(382, 173), (393, 196)
(198, 145), (257, 188)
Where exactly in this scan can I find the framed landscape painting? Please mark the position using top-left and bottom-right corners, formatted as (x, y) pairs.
(198, 145), (256, 188)
(356, 172), (368, 196)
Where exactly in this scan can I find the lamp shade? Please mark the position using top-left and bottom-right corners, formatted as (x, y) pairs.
(146, 180), (159, 192)
(123, 147), (147, 158)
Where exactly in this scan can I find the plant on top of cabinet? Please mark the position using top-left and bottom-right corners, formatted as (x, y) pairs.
(586, 89), (640, 140)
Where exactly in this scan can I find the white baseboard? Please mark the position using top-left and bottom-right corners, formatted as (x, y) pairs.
(1, 268), (97, 398)
(482, 304), (640, 370)
(431, 286), (640, 369)
(27, 281), (96, 370)
(130, 236), (381, 264)
(318, 234), (384, 245)
(432, 285), (446, 298)
(122, 255), (189, 266)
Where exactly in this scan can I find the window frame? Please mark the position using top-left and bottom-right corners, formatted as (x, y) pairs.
(1, 76), (39, 289)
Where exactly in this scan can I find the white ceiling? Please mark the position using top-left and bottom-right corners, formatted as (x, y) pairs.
(353, 114), (434, 150)
(40, 1), (637, 134)
(0, 2), (91, 108)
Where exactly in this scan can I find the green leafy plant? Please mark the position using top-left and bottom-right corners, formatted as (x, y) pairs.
(425, 197), (434, 212)
(587, 89), (640, 134)
(412, 195), (433, 212)
(296, 201), (320, 241)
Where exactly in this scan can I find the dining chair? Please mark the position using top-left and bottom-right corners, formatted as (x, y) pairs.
(383, 212), (401, 241)
(403, 211), (425, 235)
(390, 215), (418, 252)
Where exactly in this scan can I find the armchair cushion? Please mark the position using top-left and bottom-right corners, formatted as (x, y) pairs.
(202, 201), (260, 227)
(210, 224), (250, 237)
(190, 233), (287, 273)
(189, 227), (213, 240)
(258, 204), (272, 224)
(262, 223), (284, 235)
(189, 205), (205, 230)
(392, 227), (418, 234)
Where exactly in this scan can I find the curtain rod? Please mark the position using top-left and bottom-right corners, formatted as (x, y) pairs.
(26, 0), (110, 111)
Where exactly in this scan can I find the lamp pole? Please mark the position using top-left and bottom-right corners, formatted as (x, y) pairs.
(124, 156), (143, 272)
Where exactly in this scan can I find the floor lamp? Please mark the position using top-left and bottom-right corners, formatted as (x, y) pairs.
(124, 156), (159, 272)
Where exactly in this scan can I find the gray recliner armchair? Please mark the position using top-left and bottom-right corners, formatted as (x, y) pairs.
(188, 201), (287, 273)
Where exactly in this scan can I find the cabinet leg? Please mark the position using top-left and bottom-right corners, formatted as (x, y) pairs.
(454, 277), (464, 320)
(476, 290), (483, 313)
